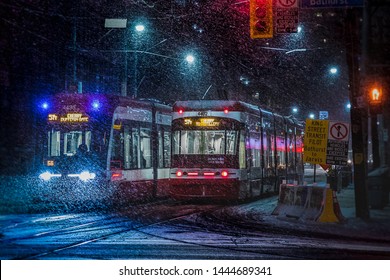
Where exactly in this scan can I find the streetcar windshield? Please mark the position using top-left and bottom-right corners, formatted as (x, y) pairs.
(173, 130), (238, 155)
(47, 130), (92, 157)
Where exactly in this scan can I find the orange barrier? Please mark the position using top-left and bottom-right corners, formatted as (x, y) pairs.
(272, 184), (345, 223)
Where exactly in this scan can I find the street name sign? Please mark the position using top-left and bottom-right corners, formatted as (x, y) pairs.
(319, 111), (328, 120)
(301, 0), (364, 8)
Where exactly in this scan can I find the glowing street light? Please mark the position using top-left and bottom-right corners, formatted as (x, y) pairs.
(185, 54), (195, 64)
(309, 113), (315, 119)
(329, 67), (338, 74)
(135, 24), (145, 32)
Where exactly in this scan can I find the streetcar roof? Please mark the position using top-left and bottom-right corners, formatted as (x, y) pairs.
(47, 93), (171, 114)
(173, 100), (283, 118)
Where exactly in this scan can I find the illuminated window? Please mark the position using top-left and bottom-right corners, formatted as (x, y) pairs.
(173, 130), (237, 155)
(48, 130), (60, 157)
(64, 131), (83, 156)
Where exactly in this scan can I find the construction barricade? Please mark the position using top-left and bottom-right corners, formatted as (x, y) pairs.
(272, 183), (345, 223)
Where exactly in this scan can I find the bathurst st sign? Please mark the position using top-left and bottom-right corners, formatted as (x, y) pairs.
(300, 0), (364, 8)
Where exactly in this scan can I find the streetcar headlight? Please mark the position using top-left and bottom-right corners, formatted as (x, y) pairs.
(39, 171), (61, 181)
(79, 171), (96, 182)
(39, 171), (52, 181)
(176, 170), (183, 177)
(221, 170), (229, 178)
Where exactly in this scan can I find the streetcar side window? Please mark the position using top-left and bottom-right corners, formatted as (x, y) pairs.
(110, 127), (124, 169)
(140, 128), (151, 168)
(131, 127), (140, 168)
(287, 127), (295, 173)
(110, 122), (154, 170)
(173, 130), (180, 155)
(262, 115), (275, 175)
(239, 130), (246, 169)
(249, 132), (261, 168)
(262, 131), (269, 169)
(296, 131), (304, 175)
(123, 125), (131, 169)
(158, 129), (171, 168)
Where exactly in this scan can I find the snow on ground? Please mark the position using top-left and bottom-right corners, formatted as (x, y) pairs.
(1, 172), (390, 242)
(242, 188), (390, 241)
(0, 176), (114, 214)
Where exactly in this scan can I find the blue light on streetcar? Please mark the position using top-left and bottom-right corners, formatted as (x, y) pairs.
(92, 100), (100, 110)
(41, 102), (49, 110)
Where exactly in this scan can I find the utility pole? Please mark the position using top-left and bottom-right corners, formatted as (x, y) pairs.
(104, 18), (128, 96)
(345, 8), (370, 220)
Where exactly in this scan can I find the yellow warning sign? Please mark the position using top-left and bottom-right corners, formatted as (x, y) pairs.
(303, 119), (329, 164)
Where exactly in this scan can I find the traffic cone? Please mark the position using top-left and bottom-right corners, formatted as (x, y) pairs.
(317, 188), (340, 223)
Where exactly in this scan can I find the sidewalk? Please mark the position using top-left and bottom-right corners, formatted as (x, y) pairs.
(271, 166), (390, 241)
(337, 185), (390, 230)
(303, 166), (390, 223)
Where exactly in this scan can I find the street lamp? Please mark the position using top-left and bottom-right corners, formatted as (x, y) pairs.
(104, 19), (147, 98)
(309, 113), (315, 119)
(368, 83), (384, 169)
(185, 54), (195, 64)
(133, 23), (146, 99)
(292, 107), (298, 114)
(135, 24), (145, 32)
(329, 67), (338, 75)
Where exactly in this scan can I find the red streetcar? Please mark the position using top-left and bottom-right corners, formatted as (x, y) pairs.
(169, 100), (304, 201)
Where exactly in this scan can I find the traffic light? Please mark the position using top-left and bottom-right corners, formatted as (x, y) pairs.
(369, 87), (382, 104)
(250, 0), (273, 39)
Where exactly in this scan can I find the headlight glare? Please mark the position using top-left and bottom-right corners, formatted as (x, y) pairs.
(79, 171), (96, 182)
(39, 171), (52, 181)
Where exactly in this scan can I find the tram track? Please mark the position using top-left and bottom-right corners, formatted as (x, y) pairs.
(172, 205), (390, 259)
(116, 196), (390, 259)
(4, 200), (225, 260)
(3, 196), (390, 260)
(1, 198), (331, 260)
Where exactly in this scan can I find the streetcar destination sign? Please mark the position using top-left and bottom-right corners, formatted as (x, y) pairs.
(184, 118), (220, 127)
(301, 0), (364, 8)
(48, 113), (89, 123)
